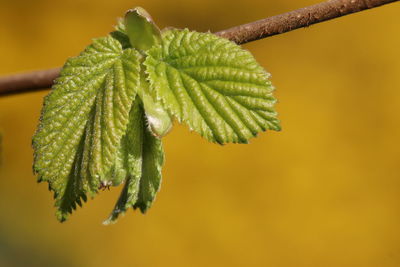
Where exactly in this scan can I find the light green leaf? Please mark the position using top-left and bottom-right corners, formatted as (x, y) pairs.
(33, 35), (141, 221)
(104, 99), (144, 224)
(134, 121), (164, 213)
(145, 29), (280, 144)
(105, 99), (165, 223)
(139, 73), (172, 138)
(88, 48), (141, 187)
(125, 7), (161, 52)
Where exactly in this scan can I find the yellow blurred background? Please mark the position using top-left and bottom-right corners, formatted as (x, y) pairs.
(1, 0), (400, 266)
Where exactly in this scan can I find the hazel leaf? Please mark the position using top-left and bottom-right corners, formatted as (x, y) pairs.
(145, 29), (280, 144)
(125, 7), (162, 52)
(104, 99), (144, 224)
(133, 120), (164, 213)
(32, 35), (141, 221)
(105, 99), (165, 223)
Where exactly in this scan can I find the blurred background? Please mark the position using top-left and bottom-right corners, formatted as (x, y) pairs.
(1, 0), (400, 266)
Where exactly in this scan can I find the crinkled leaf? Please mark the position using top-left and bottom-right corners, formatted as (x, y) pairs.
(88, 49), (141, 186)
(145, 29), (280, 144)
(133, 121), (164, 213)
(105, 99), (165, 223)
(104, 99), (144, 224)
(139, 73), (172, 138)
(33, 35), (141, 221)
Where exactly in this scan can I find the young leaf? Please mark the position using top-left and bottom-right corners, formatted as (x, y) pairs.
(125, 7), (162, 52)
(105, 99), (165, 223)
(32, 6), (282, 223)
(104, 99), (144, 224)
(139, 73), (172, 138)
(32, 35), (141, 221)
(87, 47), (141, 187)
(144, 29), (280, 144)
(133, 122), (164, 213)
(118, 9), (172, 137)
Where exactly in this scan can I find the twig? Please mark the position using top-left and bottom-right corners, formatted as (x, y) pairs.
(216, 0), (398, 43)
(0, 68), (61, 96)
(0, 0), (398, 96)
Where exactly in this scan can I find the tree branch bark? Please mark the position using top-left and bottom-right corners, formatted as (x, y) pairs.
(216, 0), (398, 43)
(0, 0), (398, 96)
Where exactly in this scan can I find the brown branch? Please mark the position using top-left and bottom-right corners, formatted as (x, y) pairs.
(216, 0), (398, 43)
(0, 68), (61, 96)
(0, 0), (398, 97)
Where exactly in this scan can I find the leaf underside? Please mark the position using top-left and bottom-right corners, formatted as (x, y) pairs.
(145, 29), (281, 144)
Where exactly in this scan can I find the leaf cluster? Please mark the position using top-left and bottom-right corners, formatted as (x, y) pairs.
(33, 7), (280, 223)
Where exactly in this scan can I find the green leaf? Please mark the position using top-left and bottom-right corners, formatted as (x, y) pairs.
(105, 99), (165, 223)
(144, 29), (280, 144)
(33, 35), (141, 221)
(110, 31), (131, 50)
(133, 121), (164, 213)
(104, 99), (144, 224)
(125, 7), (161, 52)
(139, 73), (172, 138)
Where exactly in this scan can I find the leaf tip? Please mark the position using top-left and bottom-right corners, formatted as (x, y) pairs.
(56, 210), (69, 223)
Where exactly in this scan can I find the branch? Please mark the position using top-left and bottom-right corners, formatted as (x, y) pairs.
(0, 68), (61, 96)
(0, 0), (398, 96)
(216, 0), (398, 43)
